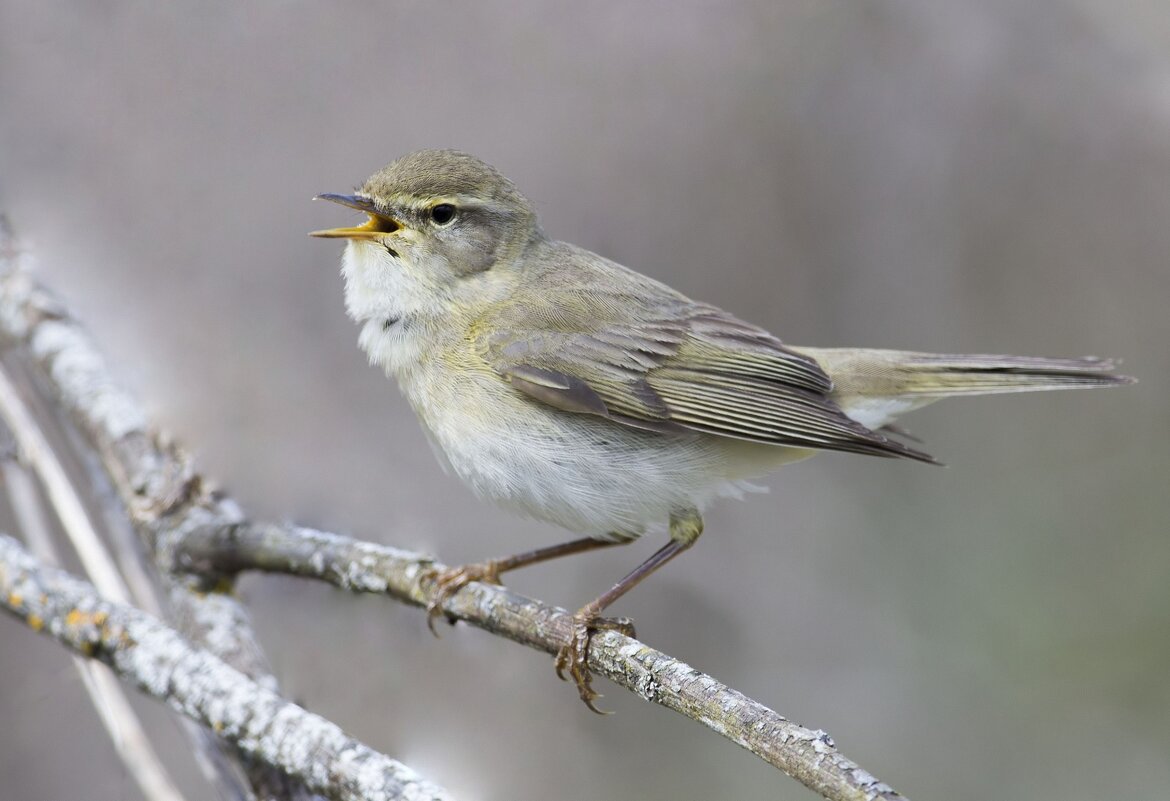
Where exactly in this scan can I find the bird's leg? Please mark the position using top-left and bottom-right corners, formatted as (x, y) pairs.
(424, 536), (626, 634)
(556, 508), (704, 713)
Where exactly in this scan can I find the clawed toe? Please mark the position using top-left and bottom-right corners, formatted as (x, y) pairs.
(421, 553), (647, 716)
(423, 562), (502, 635)
(555, 618), (605, 713)
(554, 612), (636, 714)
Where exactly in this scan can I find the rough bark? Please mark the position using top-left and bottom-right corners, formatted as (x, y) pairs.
(180, 522), (904, 801)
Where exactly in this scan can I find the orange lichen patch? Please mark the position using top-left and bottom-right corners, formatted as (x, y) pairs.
(7, 592), (22, 608)
(27, 613), (43, 631)
(65, 608), (112, 630)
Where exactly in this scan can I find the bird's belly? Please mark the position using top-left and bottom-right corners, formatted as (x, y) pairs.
(399, 366), (795, 539)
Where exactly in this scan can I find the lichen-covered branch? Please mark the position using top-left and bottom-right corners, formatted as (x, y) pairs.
(177, 522), (905, 801)
(1, 446), (190, 801)
(2, 222), (331, 801)
(0, 534), (452, 801)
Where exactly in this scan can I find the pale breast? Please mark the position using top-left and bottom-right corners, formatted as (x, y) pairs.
(394, 349), (771, 538)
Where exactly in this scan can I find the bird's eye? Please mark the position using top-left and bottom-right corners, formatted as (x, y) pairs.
(430, 203), (457, 226)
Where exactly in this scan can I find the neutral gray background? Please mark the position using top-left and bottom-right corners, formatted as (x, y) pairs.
(1, 2), (1167, 800)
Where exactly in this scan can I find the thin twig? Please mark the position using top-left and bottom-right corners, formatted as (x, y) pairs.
(0, 533), (453, 801)
(180, 522), (903, 801)
(0, 359), (132, 602)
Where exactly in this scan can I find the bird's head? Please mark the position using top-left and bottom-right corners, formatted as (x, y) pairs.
(312, 149), (541, 325)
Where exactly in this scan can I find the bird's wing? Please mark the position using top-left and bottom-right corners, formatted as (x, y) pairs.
(477, 289), (938, 463)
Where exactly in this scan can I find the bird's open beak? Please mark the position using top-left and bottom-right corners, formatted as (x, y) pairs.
(310, 193), (401, 239)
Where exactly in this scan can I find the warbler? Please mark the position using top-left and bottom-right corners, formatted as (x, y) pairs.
(312, 149), (1132, 711)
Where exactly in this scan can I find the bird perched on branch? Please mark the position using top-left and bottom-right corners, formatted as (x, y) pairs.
(312, 149), (1133, 711)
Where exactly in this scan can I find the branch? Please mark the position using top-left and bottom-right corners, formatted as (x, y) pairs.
(0, 221), (907, 801)
(1, 220), (353, 801)
(1, 446), (188, 801)
(0, 227), (262, 670)
(0, 533), (452, 801)
(0, 370), (250, 801)
(177, 522), (904, 801)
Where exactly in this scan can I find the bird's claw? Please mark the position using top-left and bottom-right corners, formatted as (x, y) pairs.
(554, 611), (636, 714)
(422, 561), (502, 636)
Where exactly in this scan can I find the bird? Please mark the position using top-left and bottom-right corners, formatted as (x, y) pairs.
(311, 149), (1133, 711)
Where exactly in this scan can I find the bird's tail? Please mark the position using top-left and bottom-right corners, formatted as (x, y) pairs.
(792, 347), (1135, 430)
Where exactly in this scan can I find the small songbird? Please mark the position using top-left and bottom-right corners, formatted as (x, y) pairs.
(312, 149), (1133, 711)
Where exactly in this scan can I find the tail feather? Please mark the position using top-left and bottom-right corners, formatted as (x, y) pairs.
(887, 352), (1135, 396)
(791, 347), (1135, 432)
(795, 348), (1134, 398)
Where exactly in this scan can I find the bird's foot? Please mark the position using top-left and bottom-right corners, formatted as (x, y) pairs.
(554, 608), (636, 714)
(422, 561), (504, 635)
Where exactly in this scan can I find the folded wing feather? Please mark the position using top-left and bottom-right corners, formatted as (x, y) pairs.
(479, 297), (939, 463)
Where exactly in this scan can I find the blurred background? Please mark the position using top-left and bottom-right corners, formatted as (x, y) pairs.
(1, 2), (1167, 799)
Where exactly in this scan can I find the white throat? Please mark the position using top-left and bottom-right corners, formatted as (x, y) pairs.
(341, 240), (447, 324)
(341, 240), (448, 378)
